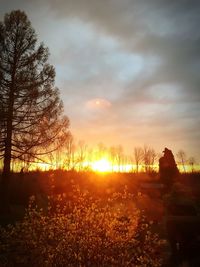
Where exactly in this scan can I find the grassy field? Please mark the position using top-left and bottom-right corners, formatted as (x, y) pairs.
(4, 170), (200, 221)
(0, 171), (200, 266)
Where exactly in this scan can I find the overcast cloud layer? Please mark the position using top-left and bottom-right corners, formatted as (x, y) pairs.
(1, 0), (200, 159)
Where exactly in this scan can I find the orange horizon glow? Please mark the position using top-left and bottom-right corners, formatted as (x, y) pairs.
(3, 154), (200, 173)
(90, 159), (112, 172)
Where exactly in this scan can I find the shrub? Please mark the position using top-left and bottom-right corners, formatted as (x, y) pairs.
(0, 186), (162, 266)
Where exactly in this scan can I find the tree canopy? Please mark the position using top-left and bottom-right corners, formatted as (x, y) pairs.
(0, 10), (69, 208)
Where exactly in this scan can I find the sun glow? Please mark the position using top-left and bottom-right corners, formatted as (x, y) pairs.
(91, 159), (112, 172)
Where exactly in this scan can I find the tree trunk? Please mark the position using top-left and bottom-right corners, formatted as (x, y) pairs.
(0, 69), (15, 215)
(0, 164), (11, 215)
(0, 119), (13, 215)
(0, 118), (13, 211)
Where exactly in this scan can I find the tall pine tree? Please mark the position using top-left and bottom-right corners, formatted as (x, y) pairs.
(0, 10), (69, 211)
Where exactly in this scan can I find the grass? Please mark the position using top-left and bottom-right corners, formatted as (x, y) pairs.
(0, 170), (200, 266)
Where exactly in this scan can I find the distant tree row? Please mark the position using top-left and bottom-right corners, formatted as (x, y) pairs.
(9, 137), (196, 174)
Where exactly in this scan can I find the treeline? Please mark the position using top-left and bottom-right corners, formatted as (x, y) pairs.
(0, 137), (198, 173)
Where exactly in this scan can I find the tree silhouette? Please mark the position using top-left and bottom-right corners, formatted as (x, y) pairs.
(0, 10), (69, 211)
(142, 145), (156, 173)
(64, 133), (76, 170)
(133, 146), (143, 173)
(188, 156), (195, 173)
(176, 150), (187, 172)
(76, 140), (87, 171)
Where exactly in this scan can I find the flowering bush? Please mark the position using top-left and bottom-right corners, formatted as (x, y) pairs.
(0, 186), (162, 266)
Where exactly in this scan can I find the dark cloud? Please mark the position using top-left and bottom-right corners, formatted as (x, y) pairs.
(45, 0), (200, 100)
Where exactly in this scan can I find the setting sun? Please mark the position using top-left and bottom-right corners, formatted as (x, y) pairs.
(91, 159), (112, 172)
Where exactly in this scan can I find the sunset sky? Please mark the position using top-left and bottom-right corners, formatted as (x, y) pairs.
(1, 0), (200, 160)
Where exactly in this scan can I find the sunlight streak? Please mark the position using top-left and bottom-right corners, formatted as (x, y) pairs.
(91, 159), (112, 172)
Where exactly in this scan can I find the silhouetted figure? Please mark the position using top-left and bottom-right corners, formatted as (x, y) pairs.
(159, 148), (179, 192)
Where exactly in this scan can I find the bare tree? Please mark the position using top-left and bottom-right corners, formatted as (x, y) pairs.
(134, 146), (143, 173)
(97, 142), (107, 160)
(176, 150), (187, 172)
(43, 119), (70, 169)
(142, 145), (156, 173)
(109, 146), (116, 171)
(188, 156), (195, 173)
(0, 10), (69, 210)
(107, 146), (121, 171)
(115, 145), (123, 172)
(76, 140), (87, 171)
(64, 133), (76, 170)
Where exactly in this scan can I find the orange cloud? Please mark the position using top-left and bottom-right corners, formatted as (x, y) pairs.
(85, 98), (111, 110)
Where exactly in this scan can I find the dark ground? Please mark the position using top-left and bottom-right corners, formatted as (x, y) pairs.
(0, 170), (200, 266)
